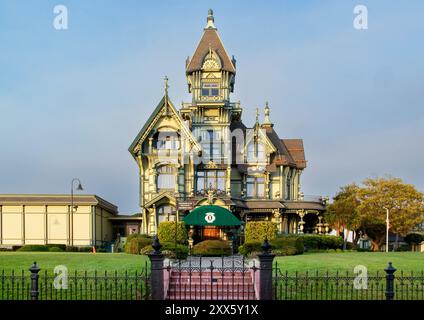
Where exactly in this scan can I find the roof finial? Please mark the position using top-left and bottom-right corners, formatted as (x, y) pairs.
(164, 76), (169, 116)
(255, 107), (259, 125)
(205, 9), (216, 29)
(164, 76), (169, 96)
(263, 101), (273, 127)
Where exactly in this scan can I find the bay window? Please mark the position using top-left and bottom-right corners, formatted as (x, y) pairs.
(157, 165), (176, 190)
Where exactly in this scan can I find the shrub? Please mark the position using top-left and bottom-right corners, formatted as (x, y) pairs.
(245, 221), (278, 243)
(78, 246), (94, 252)
(48, 246), (64, 252)
(124, 234), (152, 255)
(404, 233), (424, 245)
(17, 245), (49, 252)
(301, 235), (343, 250)
(238, 242), (262, 256)
(46, 244), (67, 251)
(192, 240), (232, 256)
(158, 222), (187, 244)
(273, 236), (304, 255)
(141, 242), (189, 259)
(239, 236), (304, 257)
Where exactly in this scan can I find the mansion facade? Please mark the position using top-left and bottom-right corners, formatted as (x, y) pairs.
(128, 10), (327, 242)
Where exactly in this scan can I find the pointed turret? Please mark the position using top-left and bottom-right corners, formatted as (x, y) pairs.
(186, 9), (235, 74)
(185, 10), (236, 102)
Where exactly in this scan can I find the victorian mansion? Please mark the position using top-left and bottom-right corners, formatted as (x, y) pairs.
(128, 10), (327, 242)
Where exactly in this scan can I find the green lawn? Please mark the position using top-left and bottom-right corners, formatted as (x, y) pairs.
(1, 251), (423, 275)
(275, 251), (424, 274)
(0, 252), (149, 275)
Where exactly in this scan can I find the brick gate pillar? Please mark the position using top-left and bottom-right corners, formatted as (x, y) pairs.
(257, 239), (275, 300)
(148, 236), (165, 300)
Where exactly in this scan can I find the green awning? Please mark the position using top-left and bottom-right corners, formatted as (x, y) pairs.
(184, 205), (241, 227)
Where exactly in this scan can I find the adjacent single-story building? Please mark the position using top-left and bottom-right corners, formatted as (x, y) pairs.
(0, 195), (123, 247)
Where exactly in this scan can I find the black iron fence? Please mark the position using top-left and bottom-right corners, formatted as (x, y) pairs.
(273, 262), (424, 300)
(1, 238), (423, 301)
(0, 262), (150, 300)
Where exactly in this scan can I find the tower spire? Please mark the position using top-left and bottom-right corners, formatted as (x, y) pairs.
(164, 76), (169, 116)
(262, 101), (273, 127)
(205, 9), (216, 29)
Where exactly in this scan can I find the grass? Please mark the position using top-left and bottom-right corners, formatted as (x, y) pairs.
(0, 252), (149, 275)
(1, 251), (423, 300)
(0, 252), (151, 300)
(274, 252), (424, 300)
(275, 251), (424, 274)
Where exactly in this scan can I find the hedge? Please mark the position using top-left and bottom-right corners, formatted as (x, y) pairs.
(140, 242), (189, 259)
(245, 221), (278, 243)
(192, 240), (232, 256)
(158, 221), (187, 244)
(301, 235), (343, 250)
(124, 234), (153, 254)
(238, 236), (304, 257)
(17, 244), (67, 252)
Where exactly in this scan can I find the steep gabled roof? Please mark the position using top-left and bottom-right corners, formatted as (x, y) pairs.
(283, 139), (306, 169)
(128, 95), (201, 158)
(263, 127), (296, 166)
(186, 28), (235, 74)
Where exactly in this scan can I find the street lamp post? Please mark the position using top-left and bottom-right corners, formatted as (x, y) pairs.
(70, 178), (84, 247)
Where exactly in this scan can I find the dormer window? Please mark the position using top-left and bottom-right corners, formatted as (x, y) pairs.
(202, 83), (219, 96)
(247, 142), (266, 163)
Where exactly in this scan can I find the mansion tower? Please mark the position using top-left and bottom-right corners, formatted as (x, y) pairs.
(129, 10), (326, 241)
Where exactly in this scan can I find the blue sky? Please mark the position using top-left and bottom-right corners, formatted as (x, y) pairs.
(1, 0), (423, 213)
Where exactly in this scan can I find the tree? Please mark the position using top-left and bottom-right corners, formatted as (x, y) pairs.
(325, 184), (362, 248)
(358, 177), (424, 251)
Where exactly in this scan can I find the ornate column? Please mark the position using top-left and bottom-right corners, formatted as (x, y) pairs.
(297, 209), (306, 234)
(226, 166), (231, 196)
(148, 137), (153, 154)
(151, 168), (158, 194)
(174, 165), (180, 195)
(265, 172), (270, 199)
(152, 205), (157, 235)
(273, 210), (282, 233)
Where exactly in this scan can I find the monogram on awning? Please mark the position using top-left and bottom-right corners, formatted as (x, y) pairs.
(183, 205), (241, 226)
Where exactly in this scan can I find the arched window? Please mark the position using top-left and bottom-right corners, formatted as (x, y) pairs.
(157, 165), (176, 190)
(286, 169), (292, 200)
